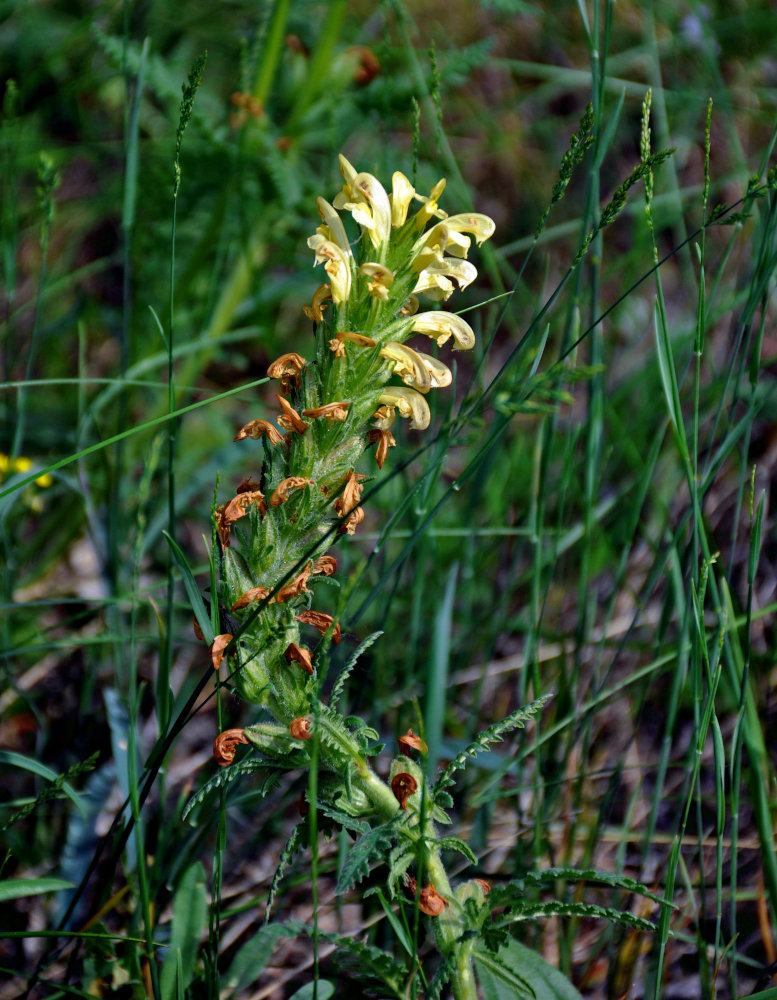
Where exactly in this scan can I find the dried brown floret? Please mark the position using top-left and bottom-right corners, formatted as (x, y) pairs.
(213, 728), (249, 766)
(289, 718), (312, 741)
(398, 729), (428, 755)
(334, 470), (367, 535)
(312, 555), (338, 576)
(267, 352), (307, 394)
(269, 476), (314, 507)
(302, 401), (350, 422)
(284, 642), (314, 675)
(276, 394), (308, 434)
(418, 884), (448, 917)
(367, 428), (396, 469)
(274, 564), (312, 603)
(295, 609), (342, 644)
(231, 586), (271, 610)
(303, 283), (332, 322)
(215, 490), (267, 548)
(391, 772), (418, 810)
(233, 419), (284, 445)
(210, 634), (234, 671)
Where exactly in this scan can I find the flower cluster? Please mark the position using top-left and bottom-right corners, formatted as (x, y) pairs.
(209, 154), (494, 727)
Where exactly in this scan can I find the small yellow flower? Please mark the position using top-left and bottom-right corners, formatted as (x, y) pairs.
(390, 171), (415, 227)
(0, 453), (53, 488)
(413, 258), (477, 300)
(409, 311), (476, 351)
(307, 234), (352, 303)
(378, 387), (431, 431)
(359, 261), (394, 300)
(412, 177), (448, 227)
(379, 342), (452, 393)
(333, 155), (392, 251)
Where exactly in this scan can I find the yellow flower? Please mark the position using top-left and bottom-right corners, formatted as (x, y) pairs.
(380, 342), (451, 392)
(0, 453), (53, 488)
(333, 155), (392, 251)
(377, 387), (431, 430)
(359, 261), (394, 301)
(390, 171), (415, 227)
(409, 311), (476, 351)
(412, 177), (448, 228)
(307, 234), (352, 303)
(413, 258), (477, 301)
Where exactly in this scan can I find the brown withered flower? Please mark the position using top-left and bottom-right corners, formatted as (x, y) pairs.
(474, 879), (491, 895)
(418, 884), (448, 917)
(303, 283), (332, 322)
(210, 634), (233, 671)
(334, 470), (366, 535)
(274, 563), (312, 603)
(213, 728), (249, 766)
(233, 419), (284, 445)
(302, 401), (350, 422)
(276, 394), (308, 434)
(284, 642), (314, 675)
(312, 555), (337, 576)
(289, 717), (312, 740)
(192, 615), (204, 641)
(216, 490), (267, 547)
(391, 772), (418, 810)
(267, 352), (306, 394)
(269, 476), (315, 507)
(295, 609), (342, 644)
(367, 427), (396, 470)
(398, 728), (428, 755)
(231, 586), (271, 610)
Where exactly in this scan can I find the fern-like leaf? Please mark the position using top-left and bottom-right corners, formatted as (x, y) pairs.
(426, 952), (457, 1000)
(433, 836), (478, 865)
(181, 757), (266, 822)
(330, 631), (383, 711)
(434, 695), (552, 797)
(518, 867), (674, 908)
(288, 922), (407, 999)
(264, 823), (306, 924)
(336, 819), (398, 895)
(497, 899), (656, 934)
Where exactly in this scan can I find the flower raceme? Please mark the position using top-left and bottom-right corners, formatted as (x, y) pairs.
(210, 154), (493, 722)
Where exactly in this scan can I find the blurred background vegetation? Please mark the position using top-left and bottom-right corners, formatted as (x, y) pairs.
(1, 0), (777, 997)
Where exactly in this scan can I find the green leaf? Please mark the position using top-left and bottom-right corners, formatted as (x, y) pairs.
(0, 877), (74, 902)
(434, 695), (552, 797)
(164, 531), (214, 644)
(497, 900), (656, 934)
(288, 983), (335, 1000)
(223, 923), (295, 995)
(329, 631), (382, 711)
(515, 867), (673, 908)
(160, 862), (208, 1000)
(335, 820), (397, 894)
(475, 938), (583, 1000)
(0, 750), (89, 819)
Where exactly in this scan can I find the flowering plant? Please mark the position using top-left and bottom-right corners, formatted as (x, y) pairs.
(197, 154), (661, 999)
